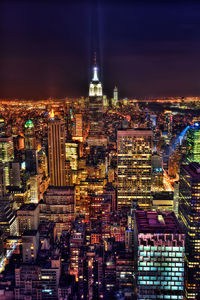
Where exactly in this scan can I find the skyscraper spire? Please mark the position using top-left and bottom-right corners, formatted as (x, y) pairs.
(92, 51), (99, 82)
(94, 51), (97, 66)
(89, 52), (103, 97)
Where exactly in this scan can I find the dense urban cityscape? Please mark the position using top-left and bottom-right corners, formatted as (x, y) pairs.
(0, 59), (199, 299)
(2, 0), (200, 299)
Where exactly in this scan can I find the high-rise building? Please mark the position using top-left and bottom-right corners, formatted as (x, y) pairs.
(0, 135), (14, 186)
(113, 86), (118, 107)
(65, 142), (78, 171)
(179, 162), (200, 299)
(40, 186), (75, 237)
(24, 119), (36, 150)
(22, 230), (39, 263)
(17, 203), (39, 236)
(163, 110), (173, 144)
(186, 124), (200, 163)
(135, 211), (185, 299)
(117, 129), (153, 210)
(15, 265), (42, 300)
(69, 218), (85, 282)
(38, 148), (48, 177)
(25, 149), (38, 175)
(87, 55), (106, 146)
(29, 174), (40, 203)
(9, 161), (20, 187)
(89, 56), (103, 97)
(0, 116), (5, 136)
(48, 117), (66, 186)
(73, 113), (83, 142)
(151, 152), (164, 190)
(0, 162), (6, 197)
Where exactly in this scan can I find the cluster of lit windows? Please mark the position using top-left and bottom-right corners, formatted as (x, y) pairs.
(117, 131), (152, 209)
(138, 245), (184, 299)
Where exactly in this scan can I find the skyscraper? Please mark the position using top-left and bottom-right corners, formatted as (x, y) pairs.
(135, 210), (185, 299)
(113, 86), (118, 107)
(87, 55), (106, 146)
(48, 116), (66, 186)
(186, 124), (200, 163)
(89, 54), (103, 97)
(24, 119), (36, 150)
(0, 135), (14, 186)
(163, 110), (173, 144)
(179, 162), (200, 299)
(73, 113), (83, 142)
(117, 129), (153, 210)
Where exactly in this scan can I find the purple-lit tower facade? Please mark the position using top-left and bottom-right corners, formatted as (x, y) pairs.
(135, 211), (185, 299)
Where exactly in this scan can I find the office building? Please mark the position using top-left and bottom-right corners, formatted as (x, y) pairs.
(0, 116), (5, 136)
(117, 129), (152, 210)
(152, 191), (174, 211)
(9, 161), (20, 187)
(40, 186), (75, 237)
(24, 119), (36, 150)
(135, 211), (185, 299)
(38, 149), (48, 177)
(0, 162), (6, 197)
(25, 149), (38, 175)
(152, 152), (164, 190)
(15, 265), (42, 300)
(163, 110), (173, 144)
(179, 162), (200, 299)
(48, 117), (66, 186)
(73, 113), (83, 142)
(186, 124), (200, 163)
(17, 203), (39, 235)
(0, 135), (14, 185)
(22, 230), (39, 263)
(113, 86), (118, 107)
(65, 142), (78, 171)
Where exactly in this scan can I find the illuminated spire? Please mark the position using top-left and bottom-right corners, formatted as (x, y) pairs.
(92, 66), (99, 82)
(92, 52), (99, 82)
(89, 52), (103, 97)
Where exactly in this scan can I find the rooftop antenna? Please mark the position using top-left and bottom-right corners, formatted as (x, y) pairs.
(94, 51), (97, 66)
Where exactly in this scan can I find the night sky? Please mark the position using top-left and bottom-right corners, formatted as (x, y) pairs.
(1, 0), (200, 99)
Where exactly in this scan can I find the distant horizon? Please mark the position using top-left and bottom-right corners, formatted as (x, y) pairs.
(1, 95), (200, 102)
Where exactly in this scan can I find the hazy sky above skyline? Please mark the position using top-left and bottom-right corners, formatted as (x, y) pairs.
(1, 0), (200, 99)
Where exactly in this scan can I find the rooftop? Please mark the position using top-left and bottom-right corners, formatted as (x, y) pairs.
(23, 230), (38, 236)
(117, 128), (153, 137)
(19, 203), (38, 211)
(135, 211), (183, 234)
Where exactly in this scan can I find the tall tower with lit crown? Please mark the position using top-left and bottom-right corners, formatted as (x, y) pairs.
(89, 53), (103, 97)
(24, 120), (36, 150)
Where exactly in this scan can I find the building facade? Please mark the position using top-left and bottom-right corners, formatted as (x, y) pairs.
(179, 162), (200, 299)
(135, 211), (185, 299)
(48, 117), (66, 187)
(117, 129), (152, 210)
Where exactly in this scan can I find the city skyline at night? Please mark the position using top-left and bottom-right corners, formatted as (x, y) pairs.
(1, 1), (200, 300)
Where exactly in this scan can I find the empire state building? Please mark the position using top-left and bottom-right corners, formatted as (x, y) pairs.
(89, 59), (103, 97)
(87, 56), (106, 146)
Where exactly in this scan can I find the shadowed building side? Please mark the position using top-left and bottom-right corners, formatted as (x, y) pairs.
(48, 117), (66, 187)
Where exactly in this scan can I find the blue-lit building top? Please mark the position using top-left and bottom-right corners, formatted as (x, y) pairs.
(186, 123), (200, 163)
